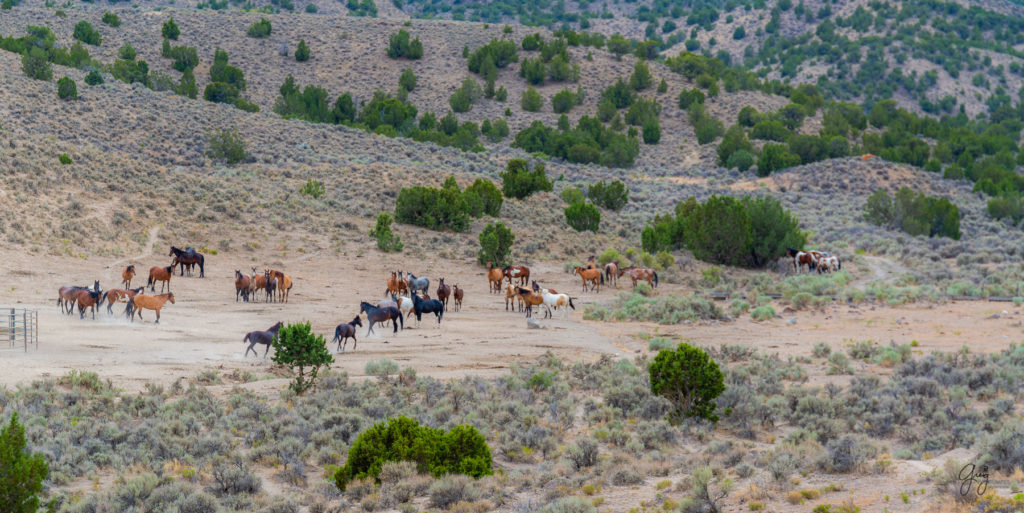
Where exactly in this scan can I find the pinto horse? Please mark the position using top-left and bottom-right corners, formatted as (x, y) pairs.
(360, 302), (403, 335)
(244, 322), (282, 357)
(75, 288), (105, 320)
(169, 247), (205, 277)
(391, 293), (415, 321)
(532, 280), (557, 295)
(235, 270), (251, 302)
(105, 287), (143, 315)
(541, 289), (575, 320)
(816, 254), (841, 274)
(332, 316), (363, 352)
(127, 292), (175, 323)
(503, 265), (530, 286)
(618, 267), (659, 289)
(436, 278), (451, 311)
(148, 265), (174, 293)
(604, 261), (619, 288)
(487, 262), (504, 294)
(573, 266), (604, 292)
(410, 291), (444, 327)
(786, 249), (818, 274)
(122, 265), (136, 289)
(452, 285), (464, 312)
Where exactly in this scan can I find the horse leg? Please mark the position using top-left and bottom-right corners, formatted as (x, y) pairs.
(155, 309), (160, 324)
(352, 334), (356, 351)
(263, 342), (270, 358)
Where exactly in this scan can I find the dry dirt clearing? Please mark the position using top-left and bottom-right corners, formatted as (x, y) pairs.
(1, 248), (1022, 393)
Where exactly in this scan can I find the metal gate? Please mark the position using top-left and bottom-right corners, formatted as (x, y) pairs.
(4, 308), (38, 352)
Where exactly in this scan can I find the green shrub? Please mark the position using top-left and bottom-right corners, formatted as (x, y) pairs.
(394, 182), (470, 232)
(630, 61), (653, 90)
(205, 128), (248, 165)
(73, 20), (101, 46)
(177, 68), (197, 99)
(0, 412), (49, 513)
(56, 76), (77, 100)
(84, 70), (103, 85)
(162, 17), (180, 40)
(299, 178), (325, 198)
(751, 305), (775, 321)
(102, 11), (120, 27)
(678, 88), (705, 109)
(271, 321), (334, 395)
(370, 212), (403, 252)
(333, 416), (492, 491)
(862, 187), (960, 240)
(58, 153), (72, 165)
(521, 86), (543, 112)
(467, 38), (518, 74)
(648, 337), (675, 351)
(552, 88), (578, 114)
(21, 47), (52, 81)
(464, 178), (503, 217)
(565, 202), (600, 232)
(757, 143), (801, 176)
(399, 67), (417, 92)
(477, 221), (515, 267)
(650, 342), (726, 422)
(587, 180), (628, 210)
(118, 42), (137, 61)
(387, 29), (423, 59)
(642, 118), (661, 144)
(247, 18), (272, 38)
(167, 45), (198, 72)
(584, 293), (722, 324)
(501, 159), (552, 199)
(295, 39), (311, 61)
(449, 77), (482, 113)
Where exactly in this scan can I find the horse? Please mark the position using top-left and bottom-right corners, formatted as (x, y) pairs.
(604, 261), (619, 288)
(410, 291), (444, 327)
(618, 267), (659, 289)
(58, 285), (87, 315)
(532, 280), (557, 295)
(816, 254), (841, 274)
(250, 268), (265, 298)
(573, 266), (604, 293)
(436, 278), (451, 311)
(264, 270), (277, 303)
(396, 271), (410, 295)
(234, 270), (251, 302)
(243, 322), (282, 357)
(452, 285), (464, 312)
(104, 287), (143, 315)
(269, 270), (293, 302)
(515, 287), (547, 318)
(122, 265), (136, 289)
(505, 283), (523, 312)
(391, 293), (415, 321)
(406, 273), (430, 295)
(503, 265), (530, 286)
(360, 302), (403, 335)
(585, 255), (598, 269)
(75, 288), (105, 320)
(332, 316), (363, 352)
(486, 262), (504, 294)
(541, 289), (575, 320)
(148, 265), (174, 293)
(169, 246), (205, 278)
(786, 248), (817, 274)
(385, 272), (401, 296)
(127, 292), (175, 324)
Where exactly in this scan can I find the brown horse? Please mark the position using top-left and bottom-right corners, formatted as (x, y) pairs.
(58, 284), (90, 315)
(396, 271), (410, 295)
(573, 266), (604, 293)
(104, 287), (143, 315)
(128, 292), (175, 323)
(504, 283), (523, 312)
(386, 272), (401, 296)
(786, 249), (817, 273)
(618, 267), (659, 289)
(436, 278), (451, 311)
(487, 262), (504, 294)
(148, 265), (174, 293)
(503, 265), (530, 286)
(332, 316), (363, 352)
(169, 247), (205, 278)
(235, 270), (251, 302)
(75, 287), (105, 320)
(122, 265), (136, 289)
(452, 285), (464, 312)
(515, 286), (546, 318)
(269, 270), (293, 302)
(250, 268), (266, 298)
(604, 261), (619, 288)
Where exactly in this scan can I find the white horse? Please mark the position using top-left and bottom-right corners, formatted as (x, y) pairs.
(817, 255), (840, 273)
(540, 289), (575, 320)
(391, 294), (415, 325)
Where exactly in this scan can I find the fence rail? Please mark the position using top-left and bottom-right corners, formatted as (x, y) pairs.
(3, 308), (38, 352)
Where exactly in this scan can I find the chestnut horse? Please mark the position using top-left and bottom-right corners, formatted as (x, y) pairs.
(148, 265), (174, 293)
(396, 271), (410, 295)
(436, 278), (451, 311)
(105, 287), (143, 315)
(332, 316), (363, 352)
(452, 285), (464, 312)
(269, 270), (293, 302)
(604, 261), (619, 288)
(122, 265), (136, 289)
(487, 262), (504, 294)
(235, 270), (251, 302)
(75, 288), (106, 320)
(618, 267), (659, 289)
(128, 292), (175, 323)
(58, 284), (92, 315)
(514, 286), (547, 318)
(573, 266), (604, 293)
(385, 272), (402, 296)
(503, 265), (530, 286)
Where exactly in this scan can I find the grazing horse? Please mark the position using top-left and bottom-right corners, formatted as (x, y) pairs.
(169, 246), (205, 278)
(127, 292), (175, 324)
(269, 270), (293, 302)
(263, 270), (277, 303)
(503, 265), (530, 286)
(618, 267), (659, 289)
(573, 266), (604, 292)
(122, 265), (136, 289)
(505, 283), (524, 312)
(75, 288), (106, 320)
(487, 262), (504, 293)
(541, 289), (575, 320)
(436, 278), (451, 311)
(406, 273), (430, 295)
(148, 265), (174, 293)
(515, 287), (547, 318)
(234, 270), (251, 302)
(604, 261), (619, 288)
(452, 285), (464, 312)
(332, 316), (363, 352)
(410, 292), (444, 327)
(243, 322), (283, 358)
(105, 287), (143, 315)
(360, 302), (403, 335)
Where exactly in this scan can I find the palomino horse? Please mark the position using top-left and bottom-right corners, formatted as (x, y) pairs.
(122, 265), (136, 289)
(618, 267), (659, 289)
(452, 285), (464, 312)
(503, 265), (530, 286)
(269, 270), (293, 302)
(406, 273), (430, 295)
(104, 287), (143, 315)
(332, 316), (363, 352)
(514, 287), (547, 318)
(169, 247), (205, 277)
(540, 289), (575, 320)
(244, 322), (282, 357)
(436, 278), (451, 311)
(148, 265), (174, 293)
(235, 270), (251, 302)
(410, 292), (444, 327)
(486, 262), (504, 293)
(505, 283), (523, 312)
(604, 261), (619, 288)
(75, 288), (105, 320)
(360, 302), (403, 335)
(128, 292), (175, 323)
(573, 266), (604, 292)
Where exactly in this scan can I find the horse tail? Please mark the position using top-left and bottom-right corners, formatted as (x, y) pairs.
(243, 333), (251, 345)
(397, 311), (404, 330)
(332, 326), (340, 344)
(569, 297), (576, 311)
(837, 258), (842, 270)
(653, 271), (659, 288)
(600, 272), (604, 285)
(199, 255), (205, 277)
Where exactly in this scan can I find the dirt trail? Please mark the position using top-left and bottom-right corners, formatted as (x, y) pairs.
(850, 254), (913, 288)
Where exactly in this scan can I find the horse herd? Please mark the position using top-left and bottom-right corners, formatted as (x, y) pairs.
(786, 248), (842, 274)
(233, 268), (294, 303)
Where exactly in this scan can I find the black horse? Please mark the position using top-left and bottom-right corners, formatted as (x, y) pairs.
(332, 316), (364, 352)
(411, 291), (444, 327)
(243, 322), (283, 357)
(359, 302), (403, 336)
(169, 246), (205, 278)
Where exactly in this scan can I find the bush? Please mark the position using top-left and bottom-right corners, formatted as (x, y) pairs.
(168, 45), (199, 72)
(295, 39), (310, 61)
(368, 213), (403, 252)
(299, 178), (325, 198)
(119, 42), (137, 61)
(428, 475), (482, 509)
(333, 417), (493, 491)
(678, 88), (705, 109)
(567, 437), (599, 470)
(862, 188), (961, 239)
(399, 67), (417, 92)
(84, 70), (103, 85)
(21, 47), (52, 81)
(270, 322), (333, 394)
(59, 153), (72, 165)
(478, 222), (515, 267)
(394, 182), (470, 232)
(587, 180), (628, 210)
(717, 125), (754, 167)
(0, 412), (49, 513)
(521, 86), (543, 112)
(102, 11), (120, 27)
(751, 305), (775, 321)
(57, 76), (77, 100)
(565, 202), (600, 232)
(630, 61), (653, 90)
(501, 159), (552, 199)
(642, 118), (661, 144)
(387, 29), (423, 59)
(449, 77), (482, 113)
(552, 88), (578, 114)
(541, 498), (597, 513)
(726, 150), (755, 172)
(757, 144), (801, 176)
(650, 343), (726, 422)
(247, 18), (272, 38)
(205, 128), (249, 165)
(73, 21), (101, 46)
(162, 17), (180, 40)
(464, 178), (503, 217)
